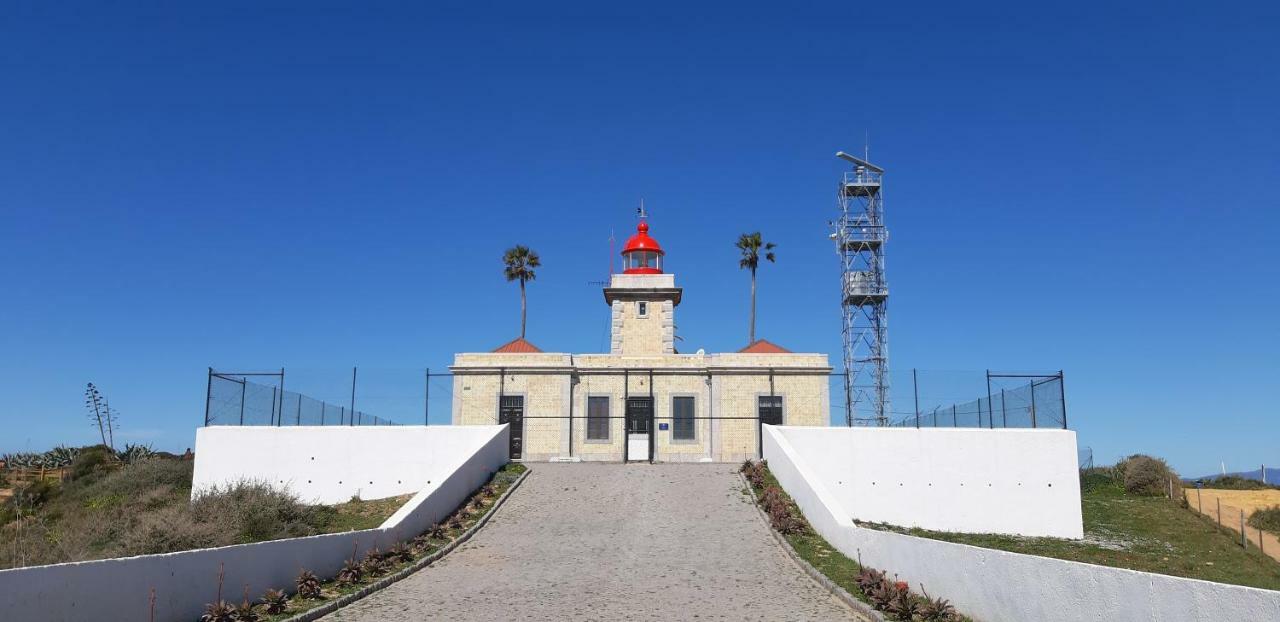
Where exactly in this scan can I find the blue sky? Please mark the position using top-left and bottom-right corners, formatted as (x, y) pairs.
(1, 1), (1276, 477)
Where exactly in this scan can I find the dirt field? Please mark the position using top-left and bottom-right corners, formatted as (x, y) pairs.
(1189, 488), (1280, 564)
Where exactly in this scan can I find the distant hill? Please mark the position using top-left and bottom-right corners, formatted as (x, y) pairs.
(1190, 465), (1279, 486)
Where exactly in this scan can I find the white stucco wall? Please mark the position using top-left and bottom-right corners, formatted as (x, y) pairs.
(774, 426), (1082, 538)
(763, 425), (1280, 622)
(0, 425), (509, 622)
(192, 425), (506, 504)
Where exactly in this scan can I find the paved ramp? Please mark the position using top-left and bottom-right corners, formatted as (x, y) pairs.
(323, 463), (856, 621)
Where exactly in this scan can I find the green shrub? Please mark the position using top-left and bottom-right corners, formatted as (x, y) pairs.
(1204, 475), (1279, 491)
(1079, 467), (1122, 494)
(1248, 506), (1280, 536)
(190, 481), (330, 543)
(16, 479), (59, 507)
(68, 446), (115, 482)
(1116, 454), (1178, 497)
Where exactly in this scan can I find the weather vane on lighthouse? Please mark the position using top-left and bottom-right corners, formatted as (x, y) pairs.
(636, 198), (648, 220)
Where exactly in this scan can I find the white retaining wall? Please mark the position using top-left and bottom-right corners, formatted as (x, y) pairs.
(192, 425), (508, 504)
(763, 425), (1280, 622)
(0, 425), (509, 622)
(774, 426), (1082, 538)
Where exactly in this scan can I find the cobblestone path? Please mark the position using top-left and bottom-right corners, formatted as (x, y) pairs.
(323, 463), (857, 621)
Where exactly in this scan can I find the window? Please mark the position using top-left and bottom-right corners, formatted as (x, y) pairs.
(758, 395), (783, 426)
(672, 396), (695, 441)
(587, 396), (610, 441)
(637, 301), (648, 317)
(627, 251), (662, 271)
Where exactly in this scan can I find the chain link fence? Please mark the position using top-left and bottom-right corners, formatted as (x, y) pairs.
(882, 370), (1067, 429)
(204, 370), (398, 426)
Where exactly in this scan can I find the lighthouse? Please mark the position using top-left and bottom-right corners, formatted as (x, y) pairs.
(604, 219), (682, 355)
(449, 209), (831, 463)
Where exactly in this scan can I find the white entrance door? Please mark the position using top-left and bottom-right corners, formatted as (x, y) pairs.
(625, 397), (652, 462)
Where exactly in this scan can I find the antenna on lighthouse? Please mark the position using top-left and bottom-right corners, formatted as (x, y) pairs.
(636, 198), (648, 220)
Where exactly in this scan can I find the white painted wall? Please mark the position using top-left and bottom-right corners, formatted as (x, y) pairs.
(0, 425), (509, 622)
(773, 426), (1082, 538)
(192, 425), (507, 504)
(763, 426), (1280, 622)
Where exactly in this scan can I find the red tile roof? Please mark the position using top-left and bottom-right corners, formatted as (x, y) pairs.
(492, 337), (543, 353)
(738, 339), (791, 354)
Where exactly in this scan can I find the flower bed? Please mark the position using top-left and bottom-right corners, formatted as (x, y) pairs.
(195, 463), (527, 622)
(740, 460), (969, 622)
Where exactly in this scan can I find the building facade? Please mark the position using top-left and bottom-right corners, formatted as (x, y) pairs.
(451, 220), (831, 462)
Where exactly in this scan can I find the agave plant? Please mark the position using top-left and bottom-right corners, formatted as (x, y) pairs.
(199, 601), (237, 622)
(883, 587), (919, 621)
(295, 570), (322, 600)
(855, 567), (886, 594)
(387, 542), (414, 564)
(116, 443), (156, 465)
(917, 587), (956, 621)
(427, 523), (446, 540)
(361, 548), (391, 577)
(41, 446), (80, 469)
(3, 452), (40, 470)
(260, 589), (289, 615)
(336, 558), (364, 586)
(234, 600), (261, 622)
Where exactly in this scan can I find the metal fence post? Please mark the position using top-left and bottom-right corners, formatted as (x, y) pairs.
(424, 368), (430, 426)
(913, 368), (920, 429)
(296, 392), (302, 426)
(1059, 370), (1068, 429)
(239, 378), (246, 426)
(952, 404), (957, 427)
(1029, 380), (1037, 428)
(985, 370), (993, 429)
(350, 367), (358, 418)
(1001, 388), (1007, 427)
(202, 366), (212, 424)
(271, 386), (279, 426)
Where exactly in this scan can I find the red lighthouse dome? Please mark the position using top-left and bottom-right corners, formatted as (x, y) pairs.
(620, 220), (664, 274)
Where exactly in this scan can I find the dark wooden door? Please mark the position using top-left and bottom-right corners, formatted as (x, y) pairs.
(758, 395), (783, 426)
(626, 397), (652, 434)
(757, 395), (783, 458)
(499, 395), (524, 459)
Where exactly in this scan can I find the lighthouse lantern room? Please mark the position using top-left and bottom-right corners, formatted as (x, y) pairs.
(621, 221), (664, 274)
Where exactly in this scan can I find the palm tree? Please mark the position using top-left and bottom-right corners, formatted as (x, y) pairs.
(503, 245), (541, 339)
(736, 232), (776, 344)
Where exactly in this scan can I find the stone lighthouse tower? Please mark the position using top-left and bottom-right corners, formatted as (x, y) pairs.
(604, 219), (682, 355)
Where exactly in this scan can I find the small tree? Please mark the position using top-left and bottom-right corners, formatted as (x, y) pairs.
(84, 383), (119, 450)
(503, 245), (541, 339)
(735, 232), (776, 344)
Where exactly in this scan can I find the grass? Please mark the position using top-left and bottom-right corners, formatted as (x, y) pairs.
(325, 494), (415, 532)
(253, 462), (526, 622)
(860, 470), (1280, 591)
(0, 453), (421, 570)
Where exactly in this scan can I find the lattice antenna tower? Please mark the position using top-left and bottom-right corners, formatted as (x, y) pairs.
(832, 150), (889, 426)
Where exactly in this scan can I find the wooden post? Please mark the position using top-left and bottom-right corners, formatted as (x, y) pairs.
(1241, 509), (1247, 548)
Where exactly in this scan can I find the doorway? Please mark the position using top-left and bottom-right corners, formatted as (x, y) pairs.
(499, 395), (524, 459)
(625, 396), (652, 462)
